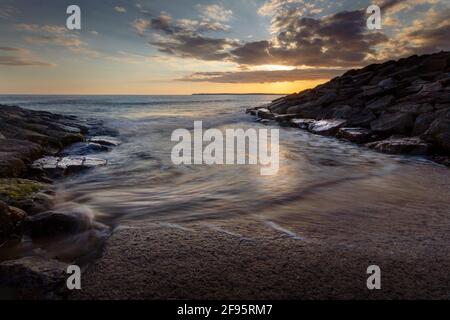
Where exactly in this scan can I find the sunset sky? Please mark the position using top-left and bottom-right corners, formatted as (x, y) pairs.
(0, 0), (449, 95)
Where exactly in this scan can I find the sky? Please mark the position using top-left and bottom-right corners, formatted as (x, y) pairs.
(0, 0), (449, 95)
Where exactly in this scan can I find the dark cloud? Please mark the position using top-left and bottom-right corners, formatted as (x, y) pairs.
(179, 68), (344, 83)
(137, 13), (236, 61)
(230, 9), (388, 68)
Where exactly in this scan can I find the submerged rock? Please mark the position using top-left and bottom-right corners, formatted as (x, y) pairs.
(0, 256), (67, 300)
(337, 128), (373, 144)
(289, 118), (315, 130)
(367, 137), (430, 155)
(25, 211), (93, 239)
(89, 136), (121, 147)
(60, 142), (110, 156)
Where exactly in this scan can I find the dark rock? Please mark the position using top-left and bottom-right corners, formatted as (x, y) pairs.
(367, 95), (395, 113)
(388, 102), (433, 114)
(346, 109), (376, 127)
(370, 112), (414, 135)
(337, 128), (372, 144)
(412, 113), (438, 136)
(25, 211), (92, 239)
(0, 179), (50, 211)
(256, 108), (276, 120)
(422, 117), (450, 154)
(274, 114), (297, 123)
(88, 136), (121, 147)
(0, 201), (27, 242)
(366, 137), (430, 155)
(60, 142), (110, 156)
(331, 105), (354, 119)
(309, 119), (347, 136)
(378, 77), (397, 89)
(0, 256), (67, 300)
(289, 118), (315, 130)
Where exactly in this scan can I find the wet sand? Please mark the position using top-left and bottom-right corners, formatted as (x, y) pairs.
(71, 164), (450, 300)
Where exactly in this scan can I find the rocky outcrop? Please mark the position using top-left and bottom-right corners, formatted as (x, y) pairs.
(247, 52), (450, 162)
(0, 105), (118, 242)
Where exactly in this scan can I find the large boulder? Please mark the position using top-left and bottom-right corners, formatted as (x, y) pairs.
(0, 256), (67, 299)
(422, 117), (450, 154)
(366, 95), (395, 113)
(25, 211), (93, 239)
(370, 112), (414, 135)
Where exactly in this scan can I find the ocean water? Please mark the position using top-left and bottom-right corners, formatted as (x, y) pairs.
(1, 95), (450, 263)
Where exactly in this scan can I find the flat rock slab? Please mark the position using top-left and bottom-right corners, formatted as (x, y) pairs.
(367, 137), (430, 155)
(289, 118), (315, 129)
(308, 119), (347, 136)
(32, 156), (107, 176)
(89, 136), (121, 147)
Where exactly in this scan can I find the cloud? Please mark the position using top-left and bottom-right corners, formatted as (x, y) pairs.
(0, 46), (54, 67)
(136, 12), (236, 61)
(197, 4), (233, 22)
(132, 18), (151, 35)
(114, 6), (127, 13)
(230, 9), (388, 68)
(179, 68), (344, 83)
(15, 23), (100, 57)
(0, 4), (18, 19)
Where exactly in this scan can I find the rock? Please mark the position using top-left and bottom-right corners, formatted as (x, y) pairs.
(308, 119), (347, 136)
(60, 142), (110, 156)
(32, 156), (107, 177)
(274, 114), (297, 123)
(0, 133), (4, 140)
(367, 137), (430, 155)
(289, 119), (315, 130)
(388, 102), (433, 114)
(331, 105), (353, 119)
(367, 95), (395, 113)
(370, 112), (414, 135)
(378, 77), (397, 89)
(412, 113), (438, 136)
(286, 101), (322, 118)
(0, 178), (49, 206)
(346, 109), (377, 127)
(52, 123), (81, 134)
(89, 136), (121, 147)
(422, 117), (450, 154)
(0, 256), (67, 299)
(256, 108), (276, 120)
(316, 92), (337, 106)
(0, 157), (26, 178)
(25, 211), (92, 239)
(362, 85), (384, 98)
(337, 128), (372, 144)
(0, 201), (27, 242)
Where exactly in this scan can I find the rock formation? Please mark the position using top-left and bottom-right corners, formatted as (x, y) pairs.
(247, 51), (450, 160)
